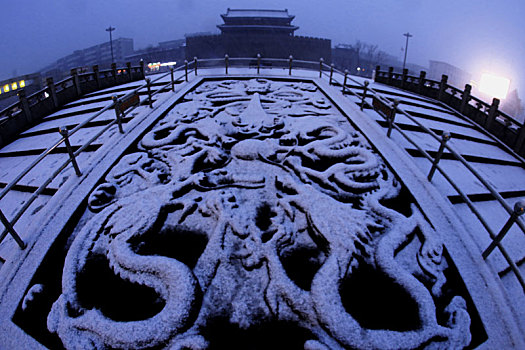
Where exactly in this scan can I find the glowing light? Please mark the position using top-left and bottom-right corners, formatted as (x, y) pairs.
(357, 67), (361, 71)
(19, 80), (25, 88)
(3, 85), (9, 93)
(479, 73), (510, 99)
(11, 82), (17, 90)
(160, 61), (177, 67)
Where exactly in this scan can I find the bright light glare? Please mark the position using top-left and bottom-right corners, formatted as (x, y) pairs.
(479, 73), (510, 99)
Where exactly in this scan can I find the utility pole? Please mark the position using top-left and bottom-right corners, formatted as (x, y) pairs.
(402, 32), (413, 72)
(105, 26), (116, 63)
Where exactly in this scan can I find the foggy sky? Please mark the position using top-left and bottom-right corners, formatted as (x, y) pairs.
(2, 0), (524, 93)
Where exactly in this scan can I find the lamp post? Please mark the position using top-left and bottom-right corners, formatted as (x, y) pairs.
(402, 32), (413, 72)
(106, 26), (116, 63)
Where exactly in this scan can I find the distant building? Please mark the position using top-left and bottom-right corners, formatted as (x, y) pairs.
(332, 43), (423, 78)
(428, 60), (471, 89)
(125, 39), (186, 72)
(0, 73), (42, 110)
(186, 9), (331, 62)
(41, 38), (134, 80)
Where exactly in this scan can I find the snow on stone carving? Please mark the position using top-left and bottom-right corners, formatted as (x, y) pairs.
(48, 79), (472, 349)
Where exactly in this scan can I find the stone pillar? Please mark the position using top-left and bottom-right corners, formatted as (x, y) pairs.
(17, 89), (32, 123)
(401, 68), (408, 89)
(139, 59), (145, 79)
(417, 71), (426, 94)
(71, 68), (82, 96)
(46, 77), (58, 108)
(485, 98), (500, 130)
(111, 63), (118, 84)
(460, 84), (472, 114)
(438, 74), (448, 101)
(92, 65), (100, 89)
(126, 62), (132, 81)
(374, 65), (381, 82)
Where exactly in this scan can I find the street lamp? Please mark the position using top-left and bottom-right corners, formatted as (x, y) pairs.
(402, 32), (413, 71)
(105, 26), (116, 63)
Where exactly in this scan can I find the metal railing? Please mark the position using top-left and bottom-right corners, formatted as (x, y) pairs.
(330, 64), (525, 291)
(0, 55), (523, 292)
(0, 63), (188, 251)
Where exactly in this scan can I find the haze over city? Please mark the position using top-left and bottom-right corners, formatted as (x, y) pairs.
(1, 0), (525, 93)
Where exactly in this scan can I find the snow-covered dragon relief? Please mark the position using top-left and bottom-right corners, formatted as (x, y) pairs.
(48, 79), (472, 349)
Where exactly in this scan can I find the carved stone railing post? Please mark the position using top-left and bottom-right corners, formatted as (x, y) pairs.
(46, 77), (59, 109)
(17, 89), (32, 124)
(485, 98), (500, 130)
(111, 63), (118, 84)
(257, 53), (261, 75)
(387, 67), (394, 85)
(417, 71), (426, 94)
(438, 74), (448, 101)
(460, 84), (472, 114)
(194, 57), (198, 76)
(126, 62), (132, 81)
(139, 59), (145, 78)
(374, 65), (381, 82)
(401, 68), (408, 89)
(92, 65), (101, 89)
(71, 68), (82, 96)
(225, 54), (229, 75)
(184, 60), (189, 81)
(319, 58), (324, 78)
(289, 55), (293, 76)
(515, 124), (525, 153)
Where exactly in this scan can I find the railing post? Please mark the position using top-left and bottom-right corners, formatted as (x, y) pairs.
(92, 65), (101, 89)
(514, 124), (525, 153)
(386, 99), (399, 138)
(170, 66), (175, 91)
(58, 126), (82, 176)
(139, 59), (145, 79)
(485, 98), (500, 130)
(460, 84), (472, 114)
(289, 55), (293, 76)
(417, 71), (426, 94)
(342, 70), (348, 94)
(111, 62), (118, 84)
(438, 74), (448, 101)
(257, 53), (261, 75)
(194, 57), (198, 76)
(225, 54), (229, 75)
(401, 68), (408, 89)
(70, 68), (82, 96)
(126, 62), (132, 81)
(146, 78), (153, 108)
(427, 132), (451, 181)
(387, 67), (394, 85)
(360, 81), (369, 111)
(17, 89), (32, 123)
(0, 209), (25, 249)
(329, 64), (334, 85)
(184, 60), (189, 82)
(483, 201), (525, 259)
(374, 65), (380, 82)
(112, 95), (124, 133)
(319, 58), (324, 78)
(46, 77), (59, 109)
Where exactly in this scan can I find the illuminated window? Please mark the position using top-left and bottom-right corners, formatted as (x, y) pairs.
(11, 82), (18, 90)
(3, 85), (9, 93)
(19, 80), (25, 88)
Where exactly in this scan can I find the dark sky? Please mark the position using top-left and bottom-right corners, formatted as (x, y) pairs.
(2, 0), (524, 93)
